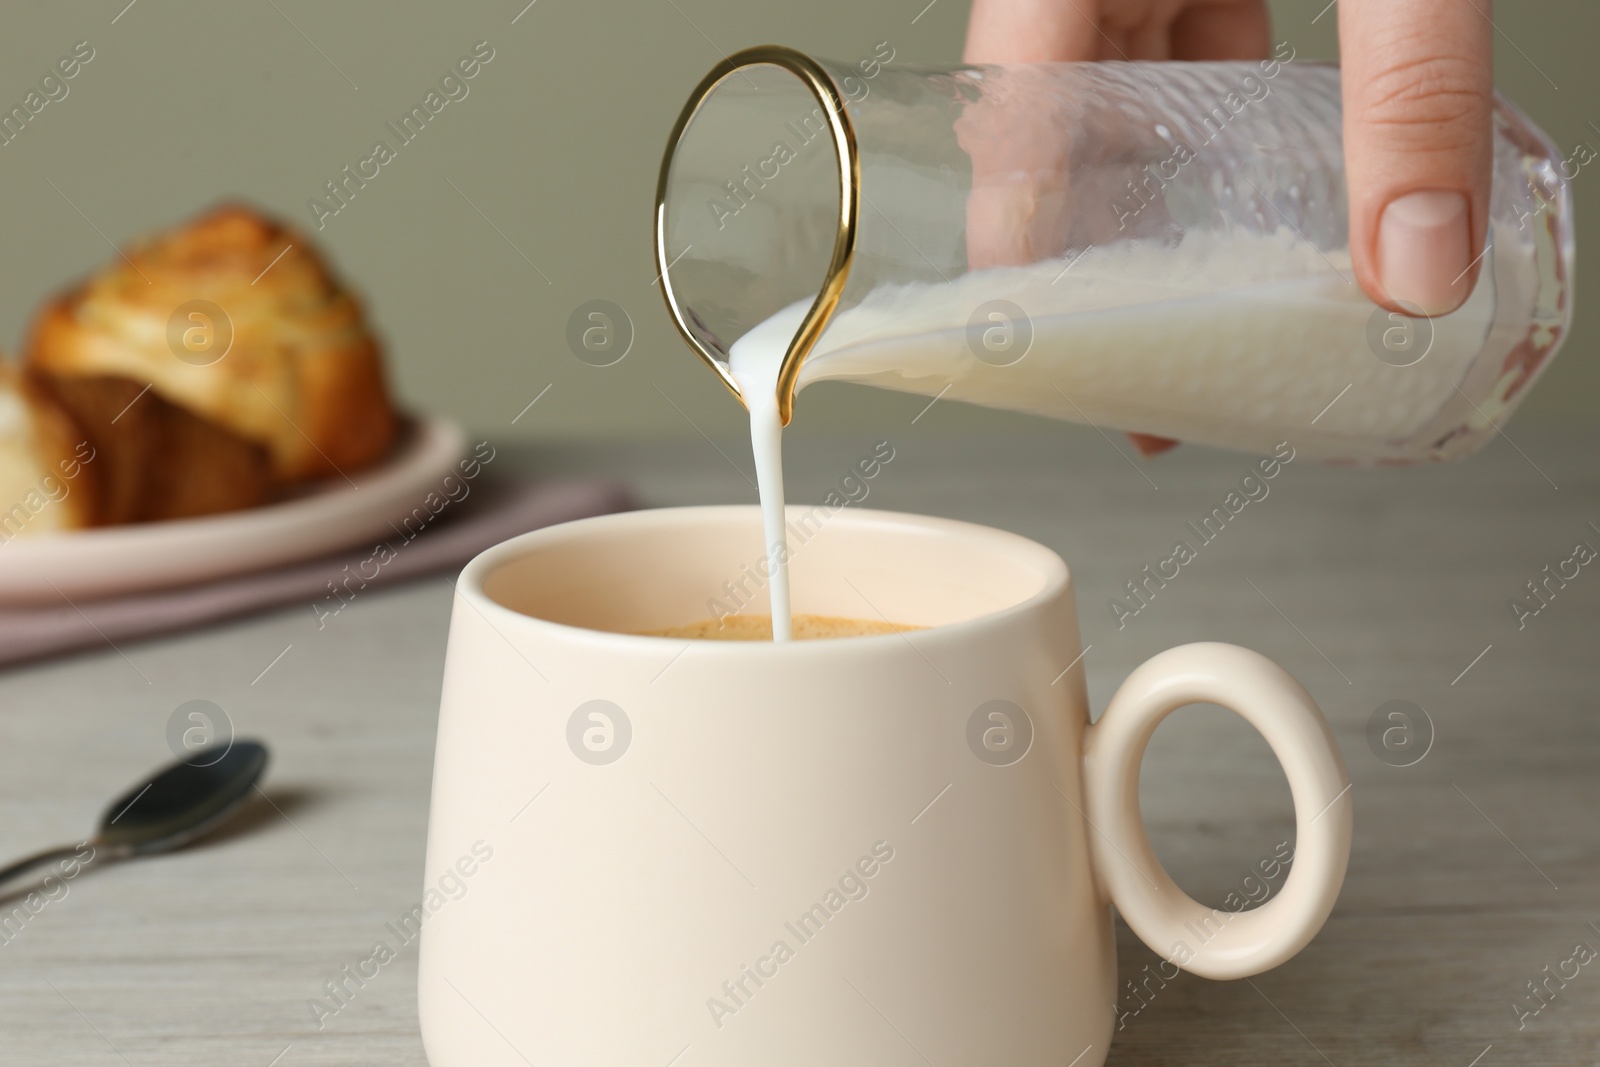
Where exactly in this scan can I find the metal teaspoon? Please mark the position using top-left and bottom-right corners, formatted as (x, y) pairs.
(0, 740), (269, 892)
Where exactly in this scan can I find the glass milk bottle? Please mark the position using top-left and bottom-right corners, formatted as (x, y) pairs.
(653, 46), (1573, 463)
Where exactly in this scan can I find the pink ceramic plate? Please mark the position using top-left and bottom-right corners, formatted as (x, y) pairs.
(0, 416), (466, 606)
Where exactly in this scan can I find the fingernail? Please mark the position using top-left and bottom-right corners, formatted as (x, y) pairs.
(1377, 190), (1472, 315)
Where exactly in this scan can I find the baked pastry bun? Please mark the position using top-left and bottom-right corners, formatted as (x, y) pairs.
(0, 363), (100, 538)
(26, 203), (397, 483)
(34, 372), (274, 525)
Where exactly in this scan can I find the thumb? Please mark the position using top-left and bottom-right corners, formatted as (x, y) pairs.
(1340, 0), (1494, 316)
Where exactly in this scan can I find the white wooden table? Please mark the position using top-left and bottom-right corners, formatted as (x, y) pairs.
(2, 422), (1596, 1065)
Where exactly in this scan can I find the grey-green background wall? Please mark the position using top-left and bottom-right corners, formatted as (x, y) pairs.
(0, 0), (1590, 443)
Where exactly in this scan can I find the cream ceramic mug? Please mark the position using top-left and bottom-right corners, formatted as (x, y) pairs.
(419, 505), (1352, 1067)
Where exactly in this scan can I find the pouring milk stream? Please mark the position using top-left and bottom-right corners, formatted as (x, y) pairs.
(727, 336), (794, 640)
(659, 52), (1574, 641)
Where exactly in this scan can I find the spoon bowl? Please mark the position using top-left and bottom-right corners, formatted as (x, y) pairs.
(97, 741), (269, 856)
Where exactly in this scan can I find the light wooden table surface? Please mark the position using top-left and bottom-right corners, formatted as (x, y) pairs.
(1, 422), (1596, 1066)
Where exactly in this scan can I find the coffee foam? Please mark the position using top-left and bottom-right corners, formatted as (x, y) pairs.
(641, 613), (920, 641)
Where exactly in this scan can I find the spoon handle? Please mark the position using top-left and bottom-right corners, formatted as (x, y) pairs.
(0, 844), (87, 893)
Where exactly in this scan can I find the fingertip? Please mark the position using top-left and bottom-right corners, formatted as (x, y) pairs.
(1339, 0), (1493, 318)
(1129, 433), (1180, 457)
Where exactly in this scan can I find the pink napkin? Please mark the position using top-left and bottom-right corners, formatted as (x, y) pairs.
(0, 477), (634, 668)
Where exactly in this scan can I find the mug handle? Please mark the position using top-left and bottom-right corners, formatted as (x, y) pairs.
(1080, 642), (1352, 980)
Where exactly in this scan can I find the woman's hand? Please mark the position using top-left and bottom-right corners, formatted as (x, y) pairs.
(965, 0), (1493, 316)
(964, 0), (1494, 454)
